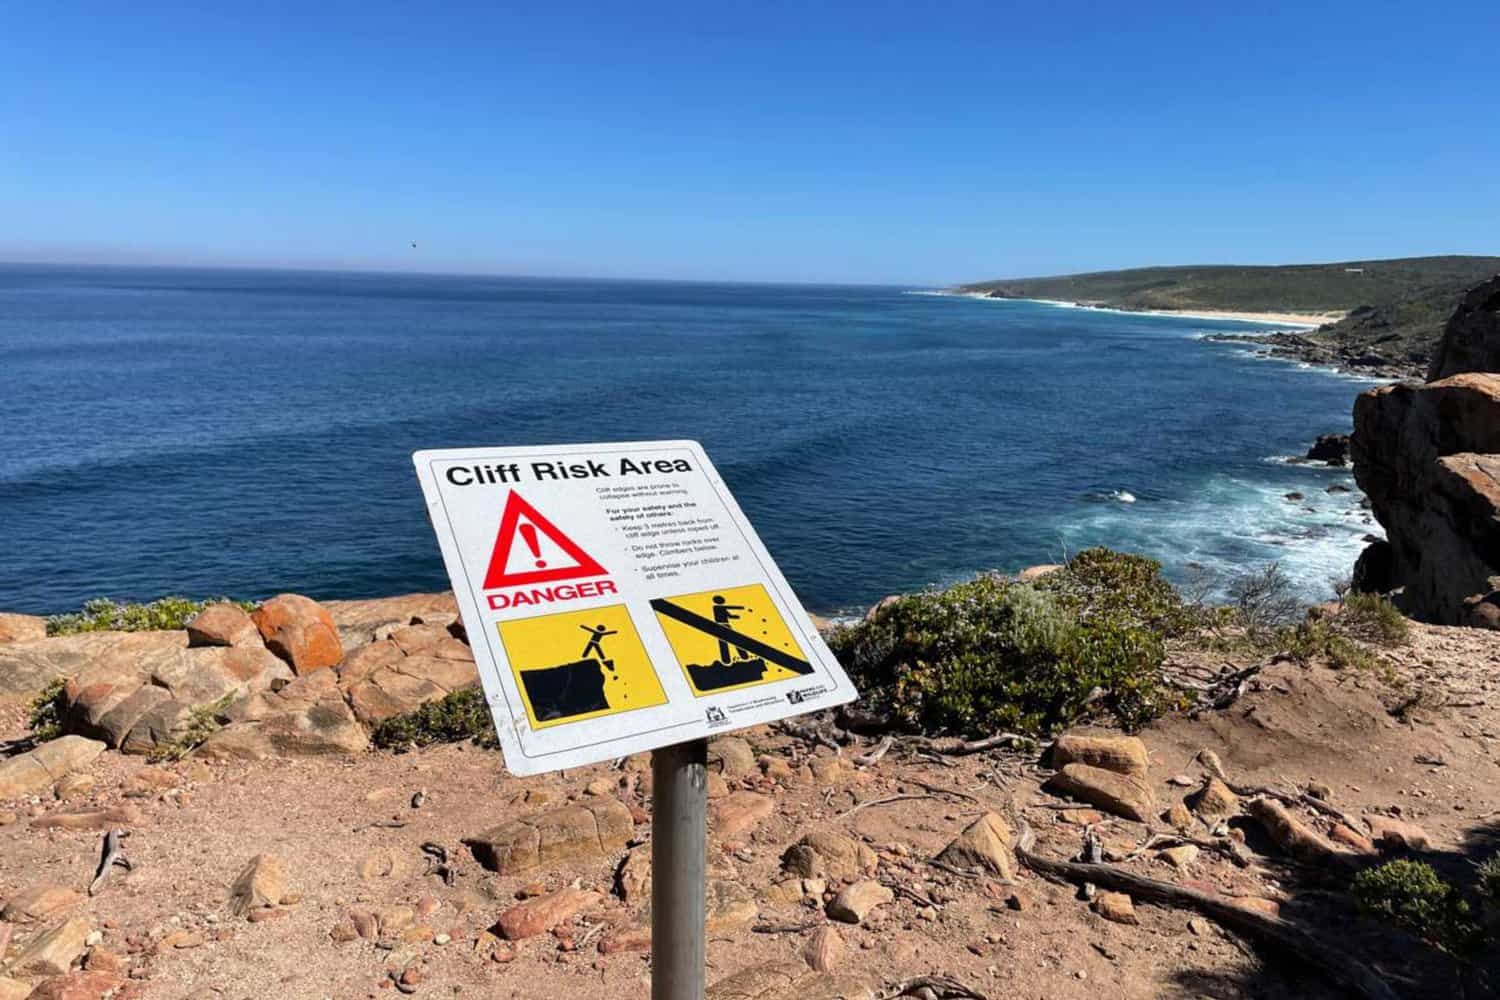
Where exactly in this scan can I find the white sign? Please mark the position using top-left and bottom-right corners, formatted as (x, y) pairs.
(412, 440), (857, 775)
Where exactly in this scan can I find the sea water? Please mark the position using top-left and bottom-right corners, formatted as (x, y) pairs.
(0, 265), (1380, 615)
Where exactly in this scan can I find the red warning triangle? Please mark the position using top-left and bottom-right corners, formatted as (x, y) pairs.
(482, 491), (609, 589)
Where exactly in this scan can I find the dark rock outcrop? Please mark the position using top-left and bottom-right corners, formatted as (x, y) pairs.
(1428, 276), (1500, 380)
(1351, 276), (1500, 625)
(1305, 433), (1350, 466)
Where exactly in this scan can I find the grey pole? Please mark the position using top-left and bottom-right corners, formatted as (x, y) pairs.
(651, 738), (708, 1000)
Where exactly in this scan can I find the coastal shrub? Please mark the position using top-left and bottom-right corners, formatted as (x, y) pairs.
(827, 548), (1185, 737)
(1339, 592), (1411, 646)
(1476, 854), (1500, 906)
(47, 596), (257, 635)
(1352, 859), (1480, 954)
(27, 678), (68, 742)
(1226, 563), (1302, 641)
(371, 687), (498, 752)
(1283, 620), (1375, 671)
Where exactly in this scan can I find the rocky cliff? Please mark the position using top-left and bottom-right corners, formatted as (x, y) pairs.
(1351, 275), (1500, 625)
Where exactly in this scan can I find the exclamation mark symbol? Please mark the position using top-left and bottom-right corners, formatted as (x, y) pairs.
(519, 522), (545, 567)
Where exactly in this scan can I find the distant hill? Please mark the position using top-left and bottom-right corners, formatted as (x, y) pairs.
(956, 256), (1500, 376)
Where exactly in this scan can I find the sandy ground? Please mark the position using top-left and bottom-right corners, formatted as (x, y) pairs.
(3, 620), (1499, 999)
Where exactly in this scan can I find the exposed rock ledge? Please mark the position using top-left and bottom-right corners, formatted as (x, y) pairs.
(0, 593), (475, 758)
(1352, 275), (1500, 625)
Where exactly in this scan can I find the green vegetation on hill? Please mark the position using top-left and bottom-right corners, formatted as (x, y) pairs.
(957, 256), (1500, 371)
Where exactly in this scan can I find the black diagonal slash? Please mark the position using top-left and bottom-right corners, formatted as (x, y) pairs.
(649, 598), (815, 676)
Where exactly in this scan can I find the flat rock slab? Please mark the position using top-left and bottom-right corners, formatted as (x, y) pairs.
(0, 630), (185, 702)
(0, 614), (46, 645)
(30, 806), (140, 832)
(712, 791), (775, 840)
(1, 885), (84, 924)
(0, 736), (106, 800)
(706, 961), (873, 1000)
(1044, 762), (1154, 822)
(495, 888), (600, 940)
(321, 592), (459, 647)
(466, 798), (631, 875)
(10, 916), (90, 976)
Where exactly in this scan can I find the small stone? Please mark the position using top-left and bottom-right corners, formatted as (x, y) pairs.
(1005, 893), (1028, 912)
(827, 881), (894, 924)
(935, 812), (1014, 878)
(1160, 845), (1200, 870)
(1366, 815), (1431, 852)
(711, 791), (775, 840)
(1306, 780), (1333, 801)
(584, 778), (614, 797)
(495, 889), (600, 940)
(228, 854), (284, 916)
(802, 925), (843, 972)
(1092, 892), (1138, 925)
(1329, 824), (1378, 854)
(1187, 917), (1211, 937)
(434, 932), (451, 946)
(330, 921), (358, 943)
(1164, 803), (1194, 832)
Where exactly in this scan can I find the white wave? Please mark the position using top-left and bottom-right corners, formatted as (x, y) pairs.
(1112, 489), (1137, 504)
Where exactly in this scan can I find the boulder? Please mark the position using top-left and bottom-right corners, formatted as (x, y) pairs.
(186, 603), (262, 648)
(494, 888), (599, 940)
(826, 881), (893, 924)
(1352, 316), (1500, 622)
(320, 592), (459, 647)
(0, 736), (106, 799)
(252, 594), (343, 674)
(9, 916), (90, 976)
(1051, 733), (1148, 779)
(1428, 275), (1500, 380)
(1, 886), (83, 923)
(1366, 815), (1431, 852)
(1305, 434), (1351, 466)
(0, 614), (46, 645)
(26, 971), (128, 1000)
(1044, 763), (1153, 822)
(1351, 539), (1394, 595)
(465, 798), (632, 874)
(0, 630), (185, 703)
(934, 812), (1014, 878)
(781, 830), (877, 880)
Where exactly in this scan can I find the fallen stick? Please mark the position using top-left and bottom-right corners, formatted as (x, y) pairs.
(908, 733), (1033, 756)
(89, 829), (133, 896)
(905, 778), (981, 804)
(854, 735), (896, 768)
(1013, 819), (1397, 1000)
(837, 793), (939, 820)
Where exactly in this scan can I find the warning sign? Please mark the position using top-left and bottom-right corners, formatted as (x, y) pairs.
(498, 605), (667, 729)
(652, 584), (813, 696)
(483, 492), (608, 589)
(412, 440), (857, 775)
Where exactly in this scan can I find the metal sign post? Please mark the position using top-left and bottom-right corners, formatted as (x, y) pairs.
(651, 739), (708, 1000)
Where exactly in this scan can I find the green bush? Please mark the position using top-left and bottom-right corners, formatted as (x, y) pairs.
(28, 677), (68, 741)
(1352, 860), (1479, 954)
(827, 548), (1187, 737)
(1476, 854), (1500, 905)
(47, 596), (256, 636)
(1340, 592), (1411, 646)
(371, 687), (498, 751)
(1283, 620), (1376, 671)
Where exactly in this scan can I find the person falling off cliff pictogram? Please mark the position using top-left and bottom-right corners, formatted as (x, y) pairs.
(579, 623), (617, 661)
(711, 595), (754, 663)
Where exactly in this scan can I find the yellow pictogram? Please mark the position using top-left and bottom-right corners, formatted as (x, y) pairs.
(650, 583), (813, 697)
(497, 604), (666, 729)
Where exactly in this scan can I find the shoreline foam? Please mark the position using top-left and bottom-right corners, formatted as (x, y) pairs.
(920, 289), (1343, 329)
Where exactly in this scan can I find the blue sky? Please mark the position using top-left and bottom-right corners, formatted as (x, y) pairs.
(2, 2), (1496, 284)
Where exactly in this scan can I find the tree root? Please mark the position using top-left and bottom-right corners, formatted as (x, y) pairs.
(875, 974), (990, 1000)
(1013, 819), (1397, 1000)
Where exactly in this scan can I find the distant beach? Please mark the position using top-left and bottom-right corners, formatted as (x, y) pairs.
(926, 289), (1344, 329)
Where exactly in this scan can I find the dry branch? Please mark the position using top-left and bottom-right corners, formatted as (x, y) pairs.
(1013, 819), (1396, 1000)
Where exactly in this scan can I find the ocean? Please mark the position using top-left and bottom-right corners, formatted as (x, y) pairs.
(0, 264), (1381, 616)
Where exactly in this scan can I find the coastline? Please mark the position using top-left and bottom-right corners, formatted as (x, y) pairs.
(931, 288), (1425, 379)
(932, 289), (1343, 329)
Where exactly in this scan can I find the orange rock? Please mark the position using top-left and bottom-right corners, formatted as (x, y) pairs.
(24, 970), (126, 1000)
(186, 604), (261, 648)
(495, 889), (600, 940)
(252, 594), (343, 674)
(711, 791), (774, 840)
(1329, 824), (1378, 854)
(1092, 892), (1138, 925)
